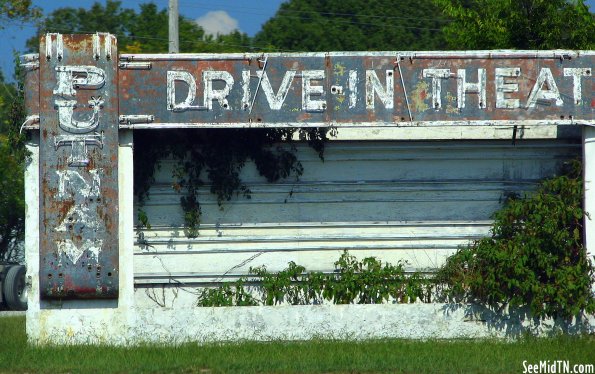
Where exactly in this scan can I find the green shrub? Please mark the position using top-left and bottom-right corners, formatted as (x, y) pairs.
(197, 251), (429, 307)
(435, 160), (595, 319)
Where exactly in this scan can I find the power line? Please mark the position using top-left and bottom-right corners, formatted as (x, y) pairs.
(178, 0), (453, 24)
(2, 2), (447, 35)
(0, 18), (293, 52)
(4, 14), (444, 53)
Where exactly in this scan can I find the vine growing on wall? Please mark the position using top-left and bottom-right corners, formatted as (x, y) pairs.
(134, 127), (333, 237)
(196, 162), (595, 321)
(197, 251), (430, 307)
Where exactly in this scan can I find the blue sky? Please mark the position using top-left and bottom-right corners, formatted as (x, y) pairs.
(0, 0), (285, 79)
(1, 0), (595, 80)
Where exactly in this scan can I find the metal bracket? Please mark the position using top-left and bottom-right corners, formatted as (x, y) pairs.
(395, 55), (413, 121)
(119, 114), (155, 125)
(45, 33), (63, 61)
(119, 62), (152, 70)
(21, 54), (39, 71)
(249, 55), (268, 114)
(20, 114), (40, 134)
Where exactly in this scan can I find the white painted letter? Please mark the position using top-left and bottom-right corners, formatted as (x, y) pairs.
(257, 70), (296, 110)
(54, 65), (105, 97)
(349, 70), (358, 108)
(366, 70), (394, 109)
(241, 70), (251, 110)
(495, 68), (521, 109)
(167, 70), (205, 111)
(564, 68), (591, 105)
(203, 70), (234, 110)
(302, 70), (326, 112)
(457, 69), (486, 109)
(56, 169), (100, 200)
(527, 68), (563, 107)
(423, 69), (450, 109)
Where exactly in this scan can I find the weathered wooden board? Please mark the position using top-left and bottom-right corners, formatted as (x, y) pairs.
(134, 139), (580, 285)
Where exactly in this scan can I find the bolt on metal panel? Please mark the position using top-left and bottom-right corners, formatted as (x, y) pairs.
(38, 33), (119, 299)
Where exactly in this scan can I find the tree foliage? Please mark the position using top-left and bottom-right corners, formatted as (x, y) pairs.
(0, 0), (40, 261)
(0, 61), (27, 262)
(26, 0), (252, 54)
(435, 0), (595, 49)
(0, 0), (41, 29)
(254, 0), (447, 51)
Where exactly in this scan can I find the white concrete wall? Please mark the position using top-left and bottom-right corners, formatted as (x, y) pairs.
(584, 126), (595, 293)
(27, 300), (595, 345)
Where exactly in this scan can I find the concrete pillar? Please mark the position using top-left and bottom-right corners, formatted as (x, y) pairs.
(25, 134), (40, 341)
(584, 125), (595, 292)
(118, 130), (135, 311)
(26, 130), (135, 344)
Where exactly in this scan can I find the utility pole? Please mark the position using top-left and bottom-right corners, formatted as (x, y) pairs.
(168, 0), (179, 53)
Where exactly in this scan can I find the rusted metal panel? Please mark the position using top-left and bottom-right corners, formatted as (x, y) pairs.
(38, 33), (119, 299)
(118, 51), (595, 128)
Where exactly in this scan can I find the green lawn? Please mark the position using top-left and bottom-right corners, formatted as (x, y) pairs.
(0, 316), (594, 373)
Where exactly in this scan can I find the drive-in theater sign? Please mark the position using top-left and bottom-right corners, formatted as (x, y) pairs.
(21, 33), (595, 343)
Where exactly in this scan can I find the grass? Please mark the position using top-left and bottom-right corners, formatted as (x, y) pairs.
(0, 316), (594, 373)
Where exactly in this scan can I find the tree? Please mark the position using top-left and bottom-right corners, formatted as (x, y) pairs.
(0, 134), (25, 262)
(254, 0), (447, 51)
(435, 0), (595, 49)
(0, 61), (26, 262)
(0, 0), (41, 30)
(26, 1), (249, 54)
(0, 1), (40, 262)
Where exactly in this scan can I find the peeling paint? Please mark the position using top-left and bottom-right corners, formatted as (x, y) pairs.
(445, 92), (458, 114)
(412, 81), (429, 113)
(302, 70), (326, 112)
(495, 68), (521, 109)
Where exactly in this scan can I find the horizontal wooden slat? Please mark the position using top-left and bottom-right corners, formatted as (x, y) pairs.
(134, 139), (580, 285)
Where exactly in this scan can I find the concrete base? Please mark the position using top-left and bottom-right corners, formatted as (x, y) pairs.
(25, 302), (595, 345)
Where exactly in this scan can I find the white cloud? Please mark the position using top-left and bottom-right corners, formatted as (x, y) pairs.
(195, 11), (241, 36)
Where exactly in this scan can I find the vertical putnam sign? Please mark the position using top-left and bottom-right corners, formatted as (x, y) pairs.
(39, 33), (119, 299)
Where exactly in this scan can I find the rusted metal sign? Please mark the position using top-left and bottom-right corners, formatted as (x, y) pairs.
(38, 33), (119, 299)
(118, 51), (595, 128)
